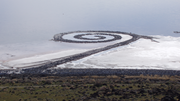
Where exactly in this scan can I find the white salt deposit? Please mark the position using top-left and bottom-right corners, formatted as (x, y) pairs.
(57, 36), (180, 70)
(2, 49), (87, 69)
(0, 33), (132, 69)
(0, 35), (180, 70)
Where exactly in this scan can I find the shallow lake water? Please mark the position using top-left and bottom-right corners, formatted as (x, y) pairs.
(0, 0), (180, 45)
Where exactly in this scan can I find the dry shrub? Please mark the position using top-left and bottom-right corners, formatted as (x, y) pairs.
(82, 76), (90, 79)
(106, 75), (119, 79)
(88, 79), (96, 84)
(91, 75), (105, 79)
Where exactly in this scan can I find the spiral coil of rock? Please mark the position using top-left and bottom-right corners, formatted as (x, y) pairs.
(54, 31), (123, 43)
(53, 31), (137, 43)
(0, 31), (159, 75)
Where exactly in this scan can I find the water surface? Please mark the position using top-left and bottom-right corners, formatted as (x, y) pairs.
(0, 0), (180, 44)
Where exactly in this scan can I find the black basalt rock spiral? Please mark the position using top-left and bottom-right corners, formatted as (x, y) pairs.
(54, 32), (122, 43)
(17, 31), (156, 74)
(40, 31), (141, 68)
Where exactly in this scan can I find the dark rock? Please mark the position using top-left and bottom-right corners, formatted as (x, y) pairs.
(161, 96), (176, 101)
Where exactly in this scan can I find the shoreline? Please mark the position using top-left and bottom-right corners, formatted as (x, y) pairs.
(0, 68), (180, 77)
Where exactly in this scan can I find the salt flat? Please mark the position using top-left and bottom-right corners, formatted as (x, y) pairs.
(56, 35), (180, 70)
(0, 35), (180, 70)
(0, 33), (132, 69)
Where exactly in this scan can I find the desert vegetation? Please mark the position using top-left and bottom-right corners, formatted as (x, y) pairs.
(0, 74), (180, 101)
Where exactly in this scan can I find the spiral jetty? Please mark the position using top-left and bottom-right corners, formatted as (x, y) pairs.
(2, 30), (179, 76)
